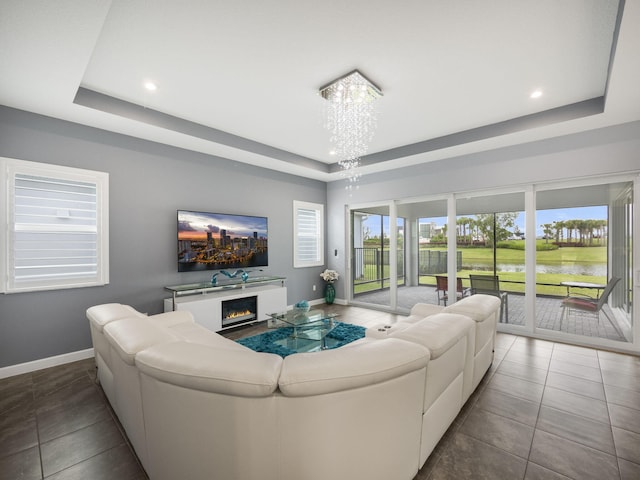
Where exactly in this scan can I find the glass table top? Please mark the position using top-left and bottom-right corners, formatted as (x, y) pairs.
(267, 308), (338, 328)
(267, 309), (340, 353)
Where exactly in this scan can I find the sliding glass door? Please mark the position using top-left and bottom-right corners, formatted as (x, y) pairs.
(535, 181), (633, 343)
(456, 192), (526, 326)
(345, 175), (636, 350)
(350, 204), (406, 310)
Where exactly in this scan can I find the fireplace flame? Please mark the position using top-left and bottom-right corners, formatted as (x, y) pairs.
(226, 309), (252, 319)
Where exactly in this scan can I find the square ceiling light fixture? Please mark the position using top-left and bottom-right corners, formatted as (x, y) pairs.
(320, 70), (383, 190)
(319, 69), (383, 104)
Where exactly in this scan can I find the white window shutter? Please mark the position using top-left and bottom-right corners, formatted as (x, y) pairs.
(2, 158), (109, 293)
(293, 201), (324, 268)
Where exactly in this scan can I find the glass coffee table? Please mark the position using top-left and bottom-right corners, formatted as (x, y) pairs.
(267, 309), (340, 353)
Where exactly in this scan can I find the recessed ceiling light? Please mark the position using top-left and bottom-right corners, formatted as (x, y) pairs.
(530, 89), (543, 99)
(144, 81), (158, 91)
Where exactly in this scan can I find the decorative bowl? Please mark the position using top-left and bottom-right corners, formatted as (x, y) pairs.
(294, 301), (310, 312)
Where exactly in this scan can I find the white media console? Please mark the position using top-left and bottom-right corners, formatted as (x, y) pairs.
(164, 276), (287, 332)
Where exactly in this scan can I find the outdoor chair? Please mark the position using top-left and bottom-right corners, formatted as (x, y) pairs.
(469, 274), (509, 323)
(560, 277), (620, 326)
(435, 275), (471, 306)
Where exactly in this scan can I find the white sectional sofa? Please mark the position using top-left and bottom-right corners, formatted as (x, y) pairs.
(86, 294), (500, 480)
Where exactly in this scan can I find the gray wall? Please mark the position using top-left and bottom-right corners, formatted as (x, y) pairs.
(0, 106), (327, 367)
(2, 105), (638, 368)
(326, 121), (640, 300)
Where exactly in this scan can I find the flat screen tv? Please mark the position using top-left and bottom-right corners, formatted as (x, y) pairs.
(177, 210), (268, 272)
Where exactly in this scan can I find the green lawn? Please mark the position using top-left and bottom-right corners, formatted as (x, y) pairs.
(354, 243), (608, 297)
(426, 241), (607, 264)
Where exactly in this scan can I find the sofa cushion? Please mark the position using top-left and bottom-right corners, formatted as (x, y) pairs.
(86, 303), (145, 331)
(104, 317), (178, 365)
(391, 313), (474, 360)
(167, 322), (249, 351)
(278, 338), (429, 397)
(136, 341), (282, 397)
(149, 310), (194, 328)
(405, 303), (445, 323)
(443, 294), (501, 322)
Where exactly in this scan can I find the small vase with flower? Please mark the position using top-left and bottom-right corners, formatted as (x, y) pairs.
(320, 269), (339, 304)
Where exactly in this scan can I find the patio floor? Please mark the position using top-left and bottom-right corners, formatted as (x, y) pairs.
(354, 285), (627, 342)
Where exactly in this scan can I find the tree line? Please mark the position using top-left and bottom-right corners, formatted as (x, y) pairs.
(428, 214), (607, 247)
(540, 219), (607, 245)
(430, 213), (519, 247)
(363, 214), (608, 248)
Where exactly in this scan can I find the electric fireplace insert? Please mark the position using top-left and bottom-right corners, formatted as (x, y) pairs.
(221, 296), (258, 328)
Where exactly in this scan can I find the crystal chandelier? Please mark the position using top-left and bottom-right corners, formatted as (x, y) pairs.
(320, 70), (382, 189)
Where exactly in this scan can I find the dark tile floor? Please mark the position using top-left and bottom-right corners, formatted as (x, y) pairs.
(1, 304), (639, 480)
(416, 332), (640, 480)
(0, 358), (146, 480)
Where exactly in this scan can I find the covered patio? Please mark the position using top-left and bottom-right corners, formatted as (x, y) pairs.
(354, 286), (627, 342)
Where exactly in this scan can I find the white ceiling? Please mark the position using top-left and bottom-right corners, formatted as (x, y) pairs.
(1, 0), (639, 182)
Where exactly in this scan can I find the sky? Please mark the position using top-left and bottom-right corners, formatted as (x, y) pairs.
(177, 210), (268, 241)
(511, 206), (607, 236)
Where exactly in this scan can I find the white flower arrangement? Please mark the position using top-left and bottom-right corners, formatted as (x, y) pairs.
(320, 269), (339, 283)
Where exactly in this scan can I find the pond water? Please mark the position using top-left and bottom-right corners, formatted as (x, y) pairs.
(464, 263), (607, 277)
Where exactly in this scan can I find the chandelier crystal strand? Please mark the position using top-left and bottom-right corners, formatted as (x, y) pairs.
(320, 70), (382, 190)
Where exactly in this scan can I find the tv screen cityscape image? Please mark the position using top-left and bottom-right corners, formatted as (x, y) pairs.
(178, 210), (268, 272)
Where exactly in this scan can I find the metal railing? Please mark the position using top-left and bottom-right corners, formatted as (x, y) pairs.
(353, 247), (405, 291)
(418, 250), (462, 274)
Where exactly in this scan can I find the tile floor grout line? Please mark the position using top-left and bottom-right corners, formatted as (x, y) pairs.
(489, 335), (539, 479)
(526, 342), (548, 478)
(30, 372), (46, 480)
(599, 350), (624, 480)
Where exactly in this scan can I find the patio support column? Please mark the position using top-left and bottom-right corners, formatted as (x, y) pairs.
(389, 201), (398, 311)
(447, 194), (457, 303)
(524, 186), (536, 334)
(404, 216), (417, 286)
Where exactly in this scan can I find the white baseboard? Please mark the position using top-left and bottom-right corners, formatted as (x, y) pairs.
(0, 348), (95, 380)
(308, 298), (326, 306)
(308, 298), (346, 306)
